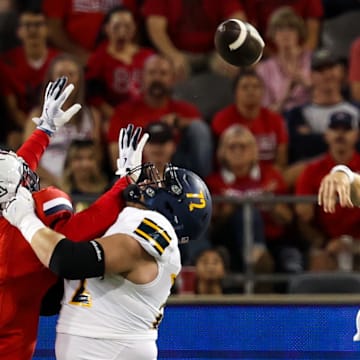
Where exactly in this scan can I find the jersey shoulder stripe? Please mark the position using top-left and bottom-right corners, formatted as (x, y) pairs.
(134, 217), (171, 256)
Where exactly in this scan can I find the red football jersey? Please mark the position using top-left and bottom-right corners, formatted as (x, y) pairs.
(42, 0), (138, 51)
(0, 129), (128, 359)
(212, 105), (288, 164)
(2, 47), (59, 112)
(296, 152), (360, 240)
(107, 97), (201, 142)
(86, 45), (155, 106)
(142, 0), (243, 53)
(206, 163), (288, 240)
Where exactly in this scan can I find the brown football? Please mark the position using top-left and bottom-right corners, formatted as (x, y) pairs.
(214, 19), (265, 67)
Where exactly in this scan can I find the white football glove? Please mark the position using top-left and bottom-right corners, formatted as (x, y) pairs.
(3, 186), (46, 242)
(33, 76), (82, 136)
(116, 124), (149, 181)
(3, 186), (35, 228)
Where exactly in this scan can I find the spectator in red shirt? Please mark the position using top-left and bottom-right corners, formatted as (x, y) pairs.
(240, 0), (323, 52)
(211, 68), (289, 170)
(295, 112), (360, 271)
(108, 54), (213, 177)
(207, 125), (300, 278)
(142, 0), (245, 80)
(42, 0), (138, 65)
(1, 6), (59, 129)
(86, 6), (155, 121)
(349, 36), (360, 102)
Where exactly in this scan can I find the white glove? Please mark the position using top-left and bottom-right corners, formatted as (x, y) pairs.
(33, 76), (82, 136)
(116, 124), (149, 181)
(3, 187), (45, 242)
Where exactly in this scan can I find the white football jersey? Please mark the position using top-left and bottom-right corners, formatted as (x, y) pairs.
(56, 207), (181, 340)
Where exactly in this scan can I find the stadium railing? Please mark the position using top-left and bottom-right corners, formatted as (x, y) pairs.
(72, 193), (360, 295)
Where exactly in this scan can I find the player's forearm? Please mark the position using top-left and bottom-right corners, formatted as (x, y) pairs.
(29, 226), (105, 279)
(54, 176), (129, 241)
(12, 211), (63, 267)
(31, 228), (64, 268)
(16, 129), (50, 170)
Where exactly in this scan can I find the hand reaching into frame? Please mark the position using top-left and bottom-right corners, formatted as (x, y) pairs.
(116, 124), (149, 181)
(318, 170), (354, 213)
(32, 76), (82, 136)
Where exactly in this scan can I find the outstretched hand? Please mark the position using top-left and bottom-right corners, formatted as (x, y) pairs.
(318, 171), (354, 213)
(33, 76), (82, 136)
(116, 124), (149, 181)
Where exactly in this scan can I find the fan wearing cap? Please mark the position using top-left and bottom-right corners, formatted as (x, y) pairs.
(107, 54), (214, 178)
(284, 48), (360, 186)
(143, 121), (176, 175)
(295, 109), (360, 272)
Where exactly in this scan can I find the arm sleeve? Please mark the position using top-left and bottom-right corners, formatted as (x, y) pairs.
(16, 129), (50, 170)
(53, 177), (129, 241)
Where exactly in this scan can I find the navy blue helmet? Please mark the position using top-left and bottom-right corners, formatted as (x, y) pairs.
(125, 163), (212, 243)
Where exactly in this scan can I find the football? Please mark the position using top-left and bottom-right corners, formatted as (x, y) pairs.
(214, 19), (265, 67)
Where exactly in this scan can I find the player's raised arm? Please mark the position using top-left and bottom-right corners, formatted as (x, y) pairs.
(52, 124), (149, 241)
(318, 165), (360, 213)
(17, 76), (81, 169)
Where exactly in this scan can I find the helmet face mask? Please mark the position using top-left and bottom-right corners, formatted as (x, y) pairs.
(0, 151), (39, 206)
(128, 163), (212, 243)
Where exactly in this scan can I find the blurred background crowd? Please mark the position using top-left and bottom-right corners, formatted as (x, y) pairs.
(0, 0), (360, 295)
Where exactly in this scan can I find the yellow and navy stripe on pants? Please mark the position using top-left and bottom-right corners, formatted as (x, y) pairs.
(134, 218), (172, 255)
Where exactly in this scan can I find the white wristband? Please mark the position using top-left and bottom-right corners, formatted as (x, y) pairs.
(330, 165), (355, 184)
(18, 214), (46, 243)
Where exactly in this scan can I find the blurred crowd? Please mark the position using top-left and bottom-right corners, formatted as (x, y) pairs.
(1, 0), (360, 294)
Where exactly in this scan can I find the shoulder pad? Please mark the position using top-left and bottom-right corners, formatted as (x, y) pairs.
(33, 186), (74, 227)
(132, 211), (175, 260)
